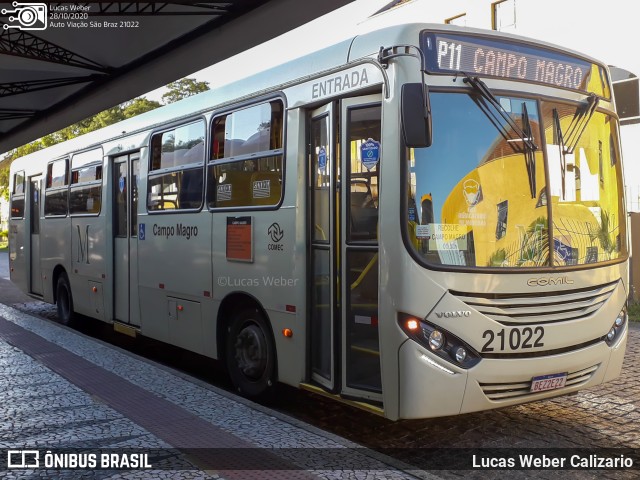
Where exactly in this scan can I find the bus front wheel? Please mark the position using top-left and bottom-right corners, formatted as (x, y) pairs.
(56, 273), (76, 326)
(225, 309), (276, 398)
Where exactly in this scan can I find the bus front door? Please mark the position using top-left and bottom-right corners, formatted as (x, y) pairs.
(309, 95), (383, 402)
(29, 175), (42, 295)
(113, 153), (140, 326)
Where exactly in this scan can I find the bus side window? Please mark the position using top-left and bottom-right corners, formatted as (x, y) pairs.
(10, 170), (25, 218)
(207, 99), (284, 209)
(347, 105), (381, 242)
(178, 168), (204, 209)
(147, 120), (205, 212)
(44, 158), (69, 217)
(70, 162), (102, 215)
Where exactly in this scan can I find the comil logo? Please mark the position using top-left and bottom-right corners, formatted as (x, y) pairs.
(527, 276), (575, 287)
(2, 2), (48, 31)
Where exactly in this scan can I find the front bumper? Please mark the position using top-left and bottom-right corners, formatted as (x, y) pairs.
(397, 324), (627, 419)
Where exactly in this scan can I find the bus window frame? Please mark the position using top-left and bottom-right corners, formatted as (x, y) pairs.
(206, 94), (287, 212)
(10, 170), (26, 219)
(44, 157), (70, 218)
(69, 161), (103, 217)
(12, 170), (25, 195)
(146, 115), (207, 215)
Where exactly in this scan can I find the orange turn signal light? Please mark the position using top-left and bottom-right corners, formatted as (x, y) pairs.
(406, 318), (420, 331)
(282, 328), (293, 338)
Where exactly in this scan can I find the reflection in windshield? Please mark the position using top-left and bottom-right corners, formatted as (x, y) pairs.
(406, 92), (626, 268)
(544, 102), (625, 266)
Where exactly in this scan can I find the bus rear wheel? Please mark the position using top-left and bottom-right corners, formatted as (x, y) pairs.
(56, 273), (76, 326)
(225, 309), (276, 398)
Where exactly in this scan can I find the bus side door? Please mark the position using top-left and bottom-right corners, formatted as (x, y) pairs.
(29, 174), (43, 295)
(113, 153), (140, 326)
(308, 94), (383, 402)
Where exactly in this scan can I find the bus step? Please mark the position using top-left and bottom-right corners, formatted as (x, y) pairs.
(113, 322), (138, 338)
(350, 343), (380, 356)
(299, 383), (384, 417)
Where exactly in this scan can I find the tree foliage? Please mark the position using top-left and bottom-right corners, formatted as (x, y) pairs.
(0, 167), (8, 201)
(161, 78), (210, 104)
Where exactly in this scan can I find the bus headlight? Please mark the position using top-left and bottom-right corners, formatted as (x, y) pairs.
(605, 307), (627, 346)
(398, 313), (481, 369)
(454, 346), (467, 363)
(428, 330), (445, 350)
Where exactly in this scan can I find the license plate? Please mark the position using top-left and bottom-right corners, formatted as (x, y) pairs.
(530, 372), (567, 393)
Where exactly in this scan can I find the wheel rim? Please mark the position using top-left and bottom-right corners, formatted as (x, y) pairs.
(233, 322), (268, 380)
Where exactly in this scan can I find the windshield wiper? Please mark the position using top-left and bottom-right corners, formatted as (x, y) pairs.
(552, 94), (600, 200)
(521, 103), (537, 199)
(462, 75), (538, 151)
(553, 108), (567, 200)
(564, 93), (600, 155)
(462, 74), (538, 198)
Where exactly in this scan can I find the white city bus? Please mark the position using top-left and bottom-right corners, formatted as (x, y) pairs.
(9, 19), (628, 419)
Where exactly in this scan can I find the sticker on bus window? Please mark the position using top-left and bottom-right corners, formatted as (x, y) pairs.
(253, 180), (270, 199)
(318, 146), (327, 172)
(217, 184), (232, 201)
(417, 223), (466, 239)
(429, 239), (467, 251)
(360, 138), (380, 170)
(418, 223), (468, 251)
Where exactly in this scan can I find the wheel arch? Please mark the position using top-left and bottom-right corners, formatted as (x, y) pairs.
(51, 264), (67, 303)
(216, 291), (278, 379)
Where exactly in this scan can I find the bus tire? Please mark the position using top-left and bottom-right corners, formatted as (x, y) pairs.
(56, 273), (76, 326)
(225, 308), (276, 398)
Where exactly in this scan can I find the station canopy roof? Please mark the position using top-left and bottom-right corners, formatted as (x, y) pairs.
(0, 0), (355, 155)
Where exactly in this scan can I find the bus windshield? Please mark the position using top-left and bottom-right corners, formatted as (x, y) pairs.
(406, 92), (626, 268)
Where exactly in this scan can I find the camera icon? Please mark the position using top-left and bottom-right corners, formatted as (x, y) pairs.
(2, 2), (48, 31)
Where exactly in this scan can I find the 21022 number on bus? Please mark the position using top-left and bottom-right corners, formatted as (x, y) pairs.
(481, 327), (545, 352)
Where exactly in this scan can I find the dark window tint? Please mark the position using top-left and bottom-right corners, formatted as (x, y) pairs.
(44, 191), (68, 216)
(148, 167), (203, 211)
(10, 197), (24, 218)
(70, 164), (102, 215)
(45, 158), (69, 216)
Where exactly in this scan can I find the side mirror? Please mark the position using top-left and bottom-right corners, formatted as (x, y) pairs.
(401, 83), (432, 148)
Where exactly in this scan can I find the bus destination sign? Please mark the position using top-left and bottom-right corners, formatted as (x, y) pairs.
(421, 32), (599, 94)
